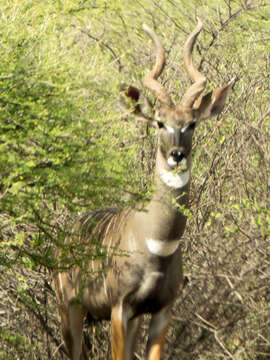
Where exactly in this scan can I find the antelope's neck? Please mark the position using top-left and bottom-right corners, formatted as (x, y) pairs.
(135, 150), (191, 257)
(151, 148), (190, 221)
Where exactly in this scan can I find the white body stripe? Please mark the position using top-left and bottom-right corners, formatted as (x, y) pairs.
(159, 168), (190, 189)
(128, 232), (137, 252)
(146, 238), (180, 256)
(58, 273), (64, 295)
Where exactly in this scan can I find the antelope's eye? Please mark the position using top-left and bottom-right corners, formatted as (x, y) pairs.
(188, 121), (196, 130)
(181, 121), (196, 133)
(157, 121), (164, 129)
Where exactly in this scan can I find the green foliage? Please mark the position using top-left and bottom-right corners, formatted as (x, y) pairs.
(0, 331), (31, 358)
(0, 0), (146, 270)
(0, 0), (270, 359)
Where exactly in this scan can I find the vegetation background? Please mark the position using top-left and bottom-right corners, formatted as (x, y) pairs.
(0, 0), (269, 359)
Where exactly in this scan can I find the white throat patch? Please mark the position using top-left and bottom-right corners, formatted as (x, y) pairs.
(146, 238), (180, 257)
(159, 168), (190, 189)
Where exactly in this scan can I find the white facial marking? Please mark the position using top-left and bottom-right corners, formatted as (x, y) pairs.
(180, 157), (187, 167)
(159, 168), (190, 189)
(167, 156), (187, 169)
(165, 125), (175, 134)
(181, 126), (188, 133)
(167, 156), (177, 168)
(146, 238), (180, 256)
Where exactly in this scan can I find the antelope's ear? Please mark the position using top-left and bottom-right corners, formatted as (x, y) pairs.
(193, 79), (234, 122)
(118, 84), (141, 115)
(118, 84), (154, 124)
(121, 84), (140, 102)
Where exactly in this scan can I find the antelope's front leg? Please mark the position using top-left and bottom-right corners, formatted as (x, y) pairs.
(111, 304), (139, 360)
(146, 307), (171, 360)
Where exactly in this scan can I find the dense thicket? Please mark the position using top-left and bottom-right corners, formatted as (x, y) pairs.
(0, 0), (269, 359)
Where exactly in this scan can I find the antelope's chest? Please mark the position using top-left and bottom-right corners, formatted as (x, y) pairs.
(118, 253), (181, 316)
(133, 271), (169, 315)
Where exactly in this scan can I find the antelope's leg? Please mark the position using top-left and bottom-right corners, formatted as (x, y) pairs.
(58, 303), (86, 360)
(146, 307), (171, 360)
(111, 304), (139, 360)
(54, 272), (87, 360)
(68, 304), (87, 360)
(125, 317), (141, 359)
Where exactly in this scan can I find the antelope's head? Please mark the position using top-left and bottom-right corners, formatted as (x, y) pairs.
(123, 20), (233, 178)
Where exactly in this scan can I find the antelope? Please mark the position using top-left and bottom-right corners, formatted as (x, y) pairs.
(53, 19), (233, 360)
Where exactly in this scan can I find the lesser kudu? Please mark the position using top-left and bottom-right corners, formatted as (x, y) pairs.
(53, 19), (233, 360)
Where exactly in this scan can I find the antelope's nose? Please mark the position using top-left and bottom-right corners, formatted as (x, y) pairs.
(170, 150), (185, 163)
